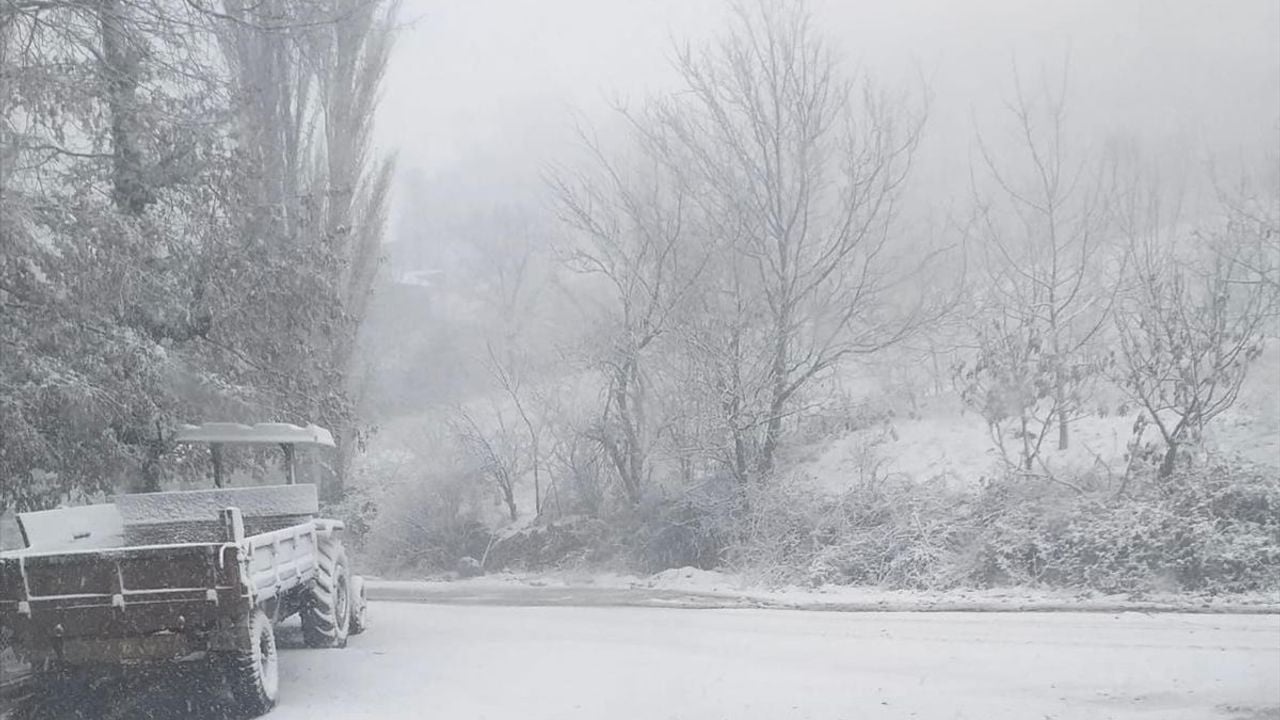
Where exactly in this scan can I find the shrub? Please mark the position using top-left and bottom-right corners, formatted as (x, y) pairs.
(723, 456), (1280, 595)
(618, 479), (736, 573)
(725, 474), (973, 590)
(484, 516), (612, 570)
(364, 465), (492, 576)
(806, 478), (977, 590)
(969, 459), (1280, 593)
(320, 483), (380, 556)
(359, 443), (1279, 594)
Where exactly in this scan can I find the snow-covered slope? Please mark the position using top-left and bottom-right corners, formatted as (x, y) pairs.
(797, 345), (1280, 491)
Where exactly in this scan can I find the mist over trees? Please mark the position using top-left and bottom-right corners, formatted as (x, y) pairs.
(2, 0), (1277, 593)
(360, 0), (1278, 591)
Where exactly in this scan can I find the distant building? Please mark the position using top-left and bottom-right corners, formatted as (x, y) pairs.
(397, 268), (445, 288)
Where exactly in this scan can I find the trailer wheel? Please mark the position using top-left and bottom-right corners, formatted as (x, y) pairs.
(223, 608), (279, 716)
(302, 539), (351, 648)
(349, 575), (369, 635)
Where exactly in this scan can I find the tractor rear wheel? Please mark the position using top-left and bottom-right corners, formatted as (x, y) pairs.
(223, 608), (279, 717)
(302, 539), (351, 648)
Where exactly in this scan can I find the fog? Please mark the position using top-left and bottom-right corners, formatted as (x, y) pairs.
(3, 0), (1280, 715)
(379, 0), (1280, 240)
(313, 0), (1280, 596)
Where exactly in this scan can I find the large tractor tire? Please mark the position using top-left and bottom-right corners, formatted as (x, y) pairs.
(223, 608), (279, 717)
(302, 538), (351, 648)
(349, 575), (369, 635)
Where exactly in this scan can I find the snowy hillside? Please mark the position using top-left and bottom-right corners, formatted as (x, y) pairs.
(796, 344), (1280, 492)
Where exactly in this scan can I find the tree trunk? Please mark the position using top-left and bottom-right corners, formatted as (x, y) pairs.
(135, 422), (164, 493)
(1057, 381), (1070, 451)
(723, 325), (751, 486)
(102, 0), (166, 493)
(1021, 416), (1033, 470)
(1158, 441), (1179, 479)
(533, 463), (542, 517)
(610, 356), (645, 504)
(501, 478), (518, 521)
(759, 314), (791, 479)
(329, 427), (353, 502)
(140, 449), (162, 493)
(100, 0), (151, 215)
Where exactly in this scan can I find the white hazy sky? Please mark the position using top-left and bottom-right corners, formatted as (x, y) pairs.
(375, 0), (1280, 238)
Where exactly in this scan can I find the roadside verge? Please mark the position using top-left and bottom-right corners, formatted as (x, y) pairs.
(364, 576), (1280, 615)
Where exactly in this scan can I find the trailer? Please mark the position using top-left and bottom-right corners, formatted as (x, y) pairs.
(0, 423), (368, 716)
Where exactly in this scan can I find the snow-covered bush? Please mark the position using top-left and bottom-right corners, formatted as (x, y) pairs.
(618, 480), (736, 573)
(364, 465), (491, 575)
(321, 484), (380, 556)
(724, 474), (972, 590)
(484, 516), (612, 570)
(715, 456), (1279, 594)
(726, 477), (826, 584)
(970, 459), (1280, 593)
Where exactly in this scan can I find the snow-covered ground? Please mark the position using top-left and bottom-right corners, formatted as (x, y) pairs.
(367, 570), (1280, 614)
(798, 392), (1280, 493)
(273, 602), (1278, 720)
(796, 344), (1280, 491)
(5, 598), (1276, 719)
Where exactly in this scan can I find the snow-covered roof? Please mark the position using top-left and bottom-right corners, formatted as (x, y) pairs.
(399, 269), (444, 288)
(174, 422), (336, 447)
(16, 503), (125, 552)
(116, 484), (319, 522)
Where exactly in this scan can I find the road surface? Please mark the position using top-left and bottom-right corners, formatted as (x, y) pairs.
(4, 598), (1278, 719)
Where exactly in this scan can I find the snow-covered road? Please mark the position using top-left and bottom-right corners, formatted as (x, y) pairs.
(264, 602), (1280, 720)
(4, 600), (1277, 719)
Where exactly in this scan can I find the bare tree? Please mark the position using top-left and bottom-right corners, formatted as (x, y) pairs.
(549, 127), (708, 504)
(1213, 171), (1280, 309)
(485, 341), (550, 516)
(1114, 185), (1278, 478)
(453, 205), (560, 516)
(961, 62), (1115, 469)
(548, 430), (606, 517)
(451, 407), (524, 522)
(645, 0), (929, 483)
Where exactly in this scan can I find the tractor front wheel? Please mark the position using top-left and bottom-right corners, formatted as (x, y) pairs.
(349, 575), (369, 635)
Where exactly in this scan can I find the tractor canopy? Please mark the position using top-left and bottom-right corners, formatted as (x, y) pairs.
(174, 422), (335, 487)
(174, 422), (336, 448)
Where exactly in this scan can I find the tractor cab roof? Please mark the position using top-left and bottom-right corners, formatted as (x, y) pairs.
(174, 422), (336, 448)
